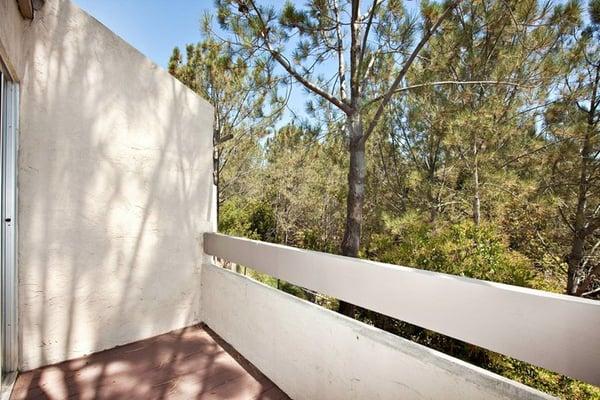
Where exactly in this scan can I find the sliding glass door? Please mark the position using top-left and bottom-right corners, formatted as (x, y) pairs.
(0, 61), (18, 388)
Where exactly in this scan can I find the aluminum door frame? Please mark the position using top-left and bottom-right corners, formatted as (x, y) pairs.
(0, 63), (18, 376)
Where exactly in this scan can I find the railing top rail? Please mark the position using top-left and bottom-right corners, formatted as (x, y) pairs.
(203, 232), (600, 386)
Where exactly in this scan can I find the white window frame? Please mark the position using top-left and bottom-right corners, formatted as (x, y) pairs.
(0, 60), (18, 380)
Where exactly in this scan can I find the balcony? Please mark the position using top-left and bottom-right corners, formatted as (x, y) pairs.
(11, 324), (290, 400)
(10, 233), (599, 399)
(1, 0), (599, 399)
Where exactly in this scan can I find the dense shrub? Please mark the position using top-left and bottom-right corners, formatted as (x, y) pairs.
(370, 212), (533, 287)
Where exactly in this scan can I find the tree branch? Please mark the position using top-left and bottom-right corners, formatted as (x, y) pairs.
(584, 217), (600, 236)
(361, 0), (463, 143)
(366, 80), (532, 106)
(350, 0), (361, 107)
(559, 205), (576, 234)
(332, 0), (348, 102)
(582, 286), (600, 297)
(247, 0), (353, 114)
(359, 0), (379, 78)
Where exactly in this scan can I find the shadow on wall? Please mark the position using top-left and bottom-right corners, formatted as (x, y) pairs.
(16, 0), (215, 390)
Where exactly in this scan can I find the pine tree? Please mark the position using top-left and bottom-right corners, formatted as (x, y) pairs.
(544, 0), (600, 296)
(213, 0), (463, 315)
(168, 33), (284, 215)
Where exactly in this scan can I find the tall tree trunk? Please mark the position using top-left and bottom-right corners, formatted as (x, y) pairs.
(426, 166), (439, 223)
(566, 119), (593, 295)
(214, 147), (220, 222)
(213, 120), (222, 224)
(339, 114), (366, 317)
(428, 194), (439, 223)
(566, 231), (586, 295)
(566, 136), (590, 295)
(566, 65), (598, 295)
(472, 141), (481, 226)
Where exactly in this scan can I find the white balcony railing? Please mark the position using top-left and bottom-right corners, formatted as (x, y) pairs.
(203, 232), (600, 388)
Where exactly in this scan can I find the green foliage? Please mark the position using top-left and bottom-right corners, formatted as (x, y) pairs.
(491, 358), (600, 400)
(168, 33), (283, 208)
(591, 0), (600, 24)
(219, 198), (276, 241)
(370, 213), (534, 286)
(176, 1), (600, 398)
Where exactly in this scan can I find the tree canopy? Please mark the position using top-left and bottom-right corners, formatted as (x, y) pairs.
(169, 0), (600, 398)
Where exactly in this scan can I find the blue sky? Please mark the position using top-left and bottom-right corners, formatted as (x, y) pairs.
(73, 0), (422, 125)
(74, 0), (213, 68)
(74, 0), (309, 123)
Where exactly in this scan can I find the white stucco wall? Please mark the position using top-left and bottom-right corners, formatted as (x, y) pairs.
(201, 264), (555, 400)
(1, 0), (215, 370)
(0, 0), (24, 80)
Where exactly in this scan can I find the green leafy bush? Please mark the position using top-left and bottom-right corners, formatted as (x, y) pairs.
(370, 212), (533, 287)
(219, 197), (276, 241)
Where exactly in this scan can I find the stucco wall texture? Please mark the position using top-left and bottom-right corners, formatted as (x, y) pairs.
(1, 0), (215, 370)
